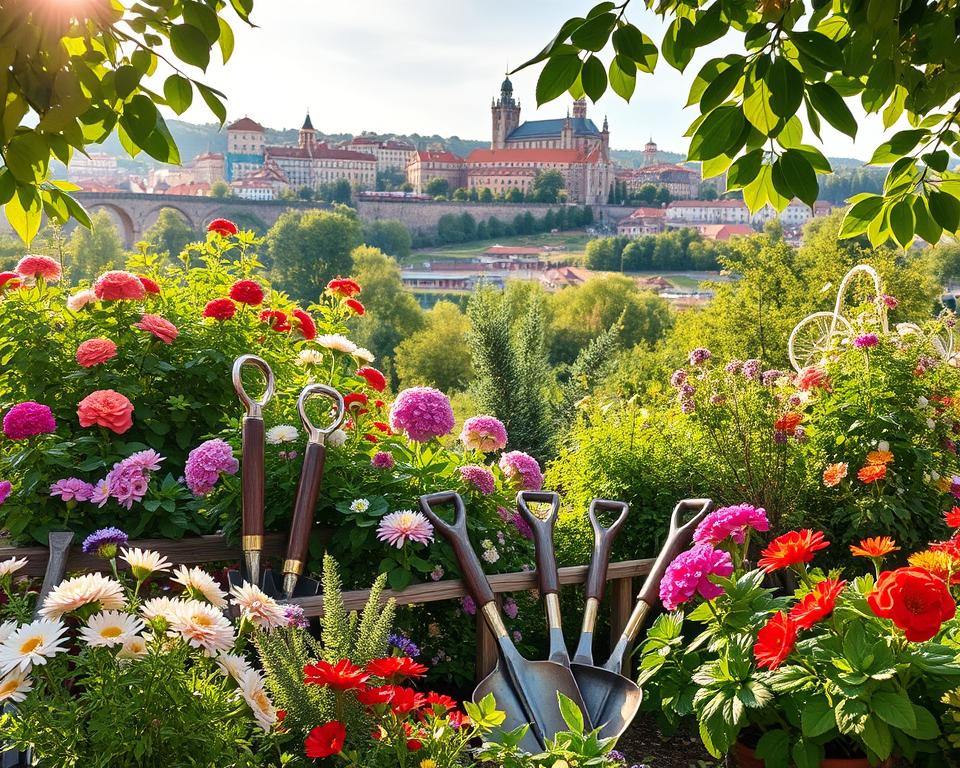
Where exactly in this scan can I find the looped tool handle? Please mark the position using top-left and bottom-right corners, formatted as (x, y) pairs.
(232, 355), (275, 418)
(297, 384), (346, 443)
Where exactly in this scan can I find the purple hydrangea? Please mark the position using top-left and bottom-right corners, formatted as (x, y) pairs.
(693, 504), (769, 546)
(761, 370), (787, 386)
(0, 481), (10, 506)
(724, 359), (743, 374)
(742, 359), (761, 381)
(2, 402), (56, 440)
(503, 597), (519, 620)
(461, 595), (477, 615)
(688, 348), (712, 366)
(853, 333), (880, 349)
(388, 386), (455, 442)
(670, 369), (687, 388)
(82, 527), (128, 559)
(511, 511), (533, 540)
(387, 633), (421, 658)
(184, 439), (239, 496)
(459, 464), (496, 495)
(371, 450), (395, 469)
(499, 451), (543, 491)
(105, 458), (151, 510)
(460, 415), (508, 452)
(283, 604), (309, 629)
(659, 544), (733, 611)
(49, 478), (95, 503)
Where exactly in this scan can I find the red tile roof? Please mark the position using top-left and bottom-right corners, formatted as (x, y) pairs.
(628, 207), (666, 218)
(414, 150), (464, 164)
(166, 182), (211, 196)
(668, 199), (746, 208)
(466, 148), (589, 164)
(227, 117), (265, 132)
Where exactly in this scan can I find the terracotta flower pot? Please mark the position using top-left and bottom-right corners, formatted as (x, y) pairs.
(729, 741), (894, 768)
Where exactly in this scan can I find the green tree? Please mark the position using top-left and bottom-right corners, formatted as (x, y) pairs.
(479, 187), (494, 203)
(395, 301), (474, 392)
(506, 187), (524, 203)
(532, 169), (566, 203)
(267, 209), (362, 303)
(425, 178), (450, 198)
(142, 209), (196, 258)
(437, 214), (465, 244)
(318, 179), (352, 205)
(297, 186), (315, 201)
(68, 210), (124, 282)
(362, 219), (412, 260)
(452, 187), (469, 201)
(210, 180), (230, 198)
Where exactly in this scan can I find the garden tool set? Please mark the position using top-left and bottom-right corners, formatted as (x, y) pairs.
(418, 489), (712, 750)
(230, 355), (345, 599)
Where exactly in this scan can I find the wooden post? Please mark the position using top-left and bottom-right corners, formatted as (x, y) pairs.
(476, 609), (498, 681)
(609, 575), (634, 669)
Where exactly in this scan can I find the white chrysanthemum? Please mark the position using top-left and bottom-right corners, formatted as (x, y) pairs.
(353, 347), (375, 363)
(79, 610), (145, 648)
(117, 634), (150, 660)
(121, 548), (172, 581)
(215, 651), (252, 682)
(0, 557), (28, 578)
(0, 668), (32, 703)
(229, 582), (285, 631)
(239, 668), (276, 732)
(316, 334), (357, 354)
(327, 429), (348, 448)
(482, 547), (500, 564)
(0, 621), (17, 645)
(265, 425), (299, 445)
(877, 440), (890, 453)
(349, 498), (370, 513)
(0, 619), (69, 673)
(40, 573), (126, 619)
(140, 596), (188, 623)
(297, 349), (323, 366)
(168, 600), (235, 656)
(171, 566), (228, 608)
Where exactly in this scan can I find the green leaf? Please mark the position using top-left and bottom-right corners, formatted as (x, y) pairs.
(571, 12), (616, 52)
(889, 197), (916, 248)
(754, 730), (790, 768)
(612, 24), (658, 73)
(840, 195), (884, 237)
(0, 170), (15, 206)
(514, 16), (585, 71)
(580, 55), (607, 101)
(197, 83), (227, 124)
(808, 83), (857, 138)
(801, 696), (836, 738)
(923, 149), (949, 172)
(768, 58), (804, 118)
(218, 17), (235, 62)
(557, 692), (585, 734)
(183, 1), (221, 44)
(871, 691), (915, 730)
(901, 705), (940, 740)
(608, 56), (636, 101)
(861, 717), (892, 759)
(912, 195), (943, 244)
(688, 105), (744, 161)
(113, 64), (142, 99)
(869, 128), (930, 164)
(743, 78), (778, 134)
(5, 187), (42, 243)
(163, 75), (193, 115)
(140, 114), (181, 165)
(5, 132), (50, 184)
(743, 164), (772, 212)
(121, 94), (159, 142)
(662, 17), (695, 72)
(700, 59), (745, 112)
(791, 739), (823, 768)
(928, 189), (960, 233)
(779, 149), (819, 206)
(790, 31), (844, 69)
(726, 149), (764, 189)
(536, 55), (582, 105)
(170, 23), (211, 71)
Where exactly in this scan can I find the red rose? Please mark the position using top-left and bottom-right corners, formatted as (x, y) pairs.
(758, 529), (829, 572)
(327, 277), (361, 297)
(94, 270), (146, 301)
(207, 218), (238, 237)
(366, 656), (428, 681)
(796, 365), (830, 392)
(136, 314), (178, 344)
(345, 298), (365, 315)
(76, 338), (118, 368)
(304, 721), (346, 758)
(406, 738), (423, 751)
(788, 578), (846, 630)
(774, 412), (802, 434)
(303, 659), (369, 690)
(754, 611), (797, 669)
(229, 279), (265, 306)
(276, 710), (286, 722)
(291, 308), (316, 340)
(356, 366), (386, 392)
(77, 389), (134, 434)
(203, 298), (237, 321)
(259, 309), (291, 333)
(867, 566), (956, 642)
(344, 392), (369, 410)
(138, 275), (160, 294)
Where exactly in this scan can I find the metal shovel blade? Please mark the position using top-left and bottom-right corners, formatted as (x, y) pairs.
(570, 663), (642, 740)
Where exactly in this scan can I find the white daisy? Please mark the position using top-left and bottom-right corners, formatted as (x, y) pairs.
(349, 498), (370, 514)
(171, 566), (228, 608)
(265, 425), (299, 445)
(40, 573), (126, 619)
(79, 611), (145, 648)
(168, 600), (235, 656)
(0, 619), (69, 673)
(215, 651), (252, 682)
(239, 668), (276, 732)
(229, 582), (285, 631)
(140, 596), (188, 623)
(0, 557), (28, 578)
(297, 349), (324, 366)
(0, 620), (18, 644)
(327, 429), (348, 448)
(354, 347), (375, 363)
(0, 668), (32, 703)
(117, 634), (150, 660)
(121, 548), (172, 581)
(316, 334), (357, 354)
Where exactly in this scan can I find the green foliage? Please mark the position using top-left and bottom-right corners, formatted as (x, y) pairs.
(318, 179), (352, 205)
(361, 219), (412, 259)
(395, 301), (474, 392)
(210, 180), (231, 198)
(142, 208), (198, 259)
(68, 210), (126, 282)
(585, 229), (727, 272)
(425, 177), (450, 198)
(518, 0), (960, 246)
(531, 169), (566, 203)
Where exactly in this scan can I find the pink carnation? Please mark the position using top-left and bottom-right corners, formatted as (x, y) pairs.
(371, 451), (395, 469)
(459, 464), (496, 495)
(498, 451), (543, 491)
(94, 270), (146, 301)
(16, 255), (61, 283)
(104, 456), (154, 509)
(136, 314), (178, 344)
(2, 402), (56, 440)
(49, 478), (94, 503)
(693, 504), (769, 546)
(0, 481), (11, 506)
(388, 387), (455, 442)
(460, 415), (508, 452)
(659, 544), (734, 611)
(184, 439), (238, 496)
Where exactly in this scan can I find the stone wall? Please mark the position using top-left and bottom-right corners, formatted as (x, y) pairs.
(354, 199), (565, 235)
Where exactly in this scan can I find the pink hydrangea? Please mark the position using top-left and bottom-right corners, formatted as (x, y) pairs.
(659, 544), (734, 611)
(49, 478), (95, 503)
(693, 504), (770, 546)
(184, 439), (238, 496)
(2, 402), (56, 440)
(0, 481), (10, 506)
(498, 451), (543, 491)
(371, 451), (394, 469)
(459, 464), (495, 495)
(511, 511), (533, 540)
(460, 415), (508, 452)
(388, 387), (455, 442)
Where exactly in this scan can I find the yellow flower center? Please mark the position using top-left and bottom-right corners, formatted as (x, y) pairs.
(0, 678), (20, 697)
(253, 690), (270, 711)
(101, 626), (123, 638)
(193, 615), (213, 627)
(19, 637), (43, 654)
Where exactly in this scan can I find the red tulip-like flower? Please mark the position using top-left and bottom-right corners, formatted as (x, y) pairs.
(291, 308), (317, 340)
(788, 578), (846, 630)
(203, 298), (237, 321)
(356, 366), (386, 392)
(867, 566), (956, 642)
(138, 275), (161, 294)
(758, 529), (829, 572)
(754, 611), (797, 669)
(345, 298), (365, 315)
(327, 277), (361, 297)
(259, 309), (291, 333)
(229, 279), (265, 306)
(304, 721), (346, 758)
(366, 656), (429, 681)
(795, 365), (830, 392)
(303, 659), (369, 690)
(773, 412), (802, 434)
(207, 218), (238, 237)
(388, 686), (426, 714)
(356, 685), (395, 707)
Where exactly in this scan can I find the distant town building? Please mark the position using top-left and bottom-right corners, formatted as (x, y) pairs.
(68, 152), (119, 180)
(191, 152), (226, 185)
(226, 117), (267, 181)
(342, 135), (417, 172)
(666, 199), (751, 224)
(407, 150), (466, 194)
(616, 207), (666, 236)
(693, 223), (756, 241)
(617, 161), (701, 200)
(229, 160), (290, 200)
(752, 199), (834, 227)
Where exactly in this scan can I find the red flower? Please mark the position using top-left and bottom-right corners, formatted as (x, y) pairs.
(327, 277), (361, 297)
(303, 659), (370, 690)
(407, 738), (423, 751)
(0, 271), (21, 290)
(857, 463), (887, 484)
(389, 686), (426, 714)
(758, 529), (829, 572)
(259, 309), (291, 333)
(207, 218), (238, 237)
(447, 710), (469, 728)
(276, 710), (286, 722)
(366, 656), (429, 681)
(788, 578), (846, 630)
(774, 412), (802, 434)
(425, 692), (457, 712)
(345, 298), (366, 315)
(229, 279), (265, 306)
(304, 721), (346, 758)
(867, 566), (956, 642)
(203, 298), (237, 321)
(373, 421), (391, 434)
(290, 308), (317, 340)
(16, 255), (61, 282)
(76, 338), (117, 368)
(94, 270), (146, 301)
(364, 434), (378, 443)
(356, 685), (395, 706)
(946, 507), (960, 528)
(754, 611), (797, 669)
(796, 365), (830, 392)
(375, 399), (385, 409)
(344, 392), (369, 410)
(138, 275), (160, 294)
(77, 389), (134, 434)
(136, 314), (179, 345)
(356, 366), (386, 392)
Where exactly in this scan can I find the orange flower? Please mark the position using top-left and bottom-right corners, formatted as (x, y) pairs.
(758, 529), (830, 572)
(945, 507), (960, 528)
(822, 462), (848, 487)
(907, 550), (955, 582)
(850, 536), (900, 559)
(866, 450), (894, 466)
(774, 412), (802, 434)
(858, 464), (887, 484)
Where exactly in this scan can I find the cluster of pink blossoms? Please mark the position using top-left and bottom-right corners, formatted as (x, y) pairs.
(388, 387), (455, 443)
(49, 449), (164, 510)
(459, 464), (496, 496)
(2, 402), (56, 440)
(498, 451), (543, 491)
(459, 415), (508, 452)
(659, 544), (734, 611)
(693, 504), (769, 546)
(184, 439), (239, 496)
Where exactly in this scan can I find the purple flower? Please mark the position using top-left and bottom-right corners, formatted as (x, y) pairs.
(742, 359), (761, 381)
(496, 506), (511, 523)
(511, 512), (533, 540)
(693, 504), (769, 546)
(388, 386), (455, 442)
(124, 449), (164, 473)
(853, 333), (879, 349)
(184, 439), (238, 496)
(670, 369), (687, 388)
(82, 527), (128, 559)
(2, 402), (56, 440)
(89, 479), (110, 507)
(105, 459), (149, 510)
(503, 598), (519, 620)
(371, 450), (394, 469)
(499, 451), (543, 491)
(761, 370), (786, 386)
(283, 604), (309, 629)
(680, 399), (696, 414)
(0, 481), (11, 506)
(512, 630), (522, 643)
(49, 478), (95, 503)
(430, 564), (444, 581)
(678, 383), (695, 399)
(793, 426), (807, 443)
(724, 359), (743, 374)
(688, 348), (712, 366)
(387, 633), (421, 658)
(881, 294), (898, 309)
(773, 430), (788, 445)
(608, 751), (626, 765)
(460, 415), (508, 452)
(659, 544), (733, 611)
(951, 476), (960, 499)
(461, 595), (477, 615)
(459, 464), (496, 495)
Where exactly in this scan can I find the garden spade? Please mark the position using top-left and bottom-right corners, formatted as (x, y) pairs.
(419, 491), (589, 754)
(574, 498), (713, 740)
(230, 354), (275, 590)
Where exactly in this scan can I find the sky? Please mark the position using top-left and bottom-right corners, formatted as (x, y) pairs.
(175, 0), (887, 160)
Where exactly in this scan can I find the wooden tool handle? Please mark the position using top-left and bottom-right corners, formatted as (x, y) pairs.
(636, 498), (712, 607)
(284, 442), (326, 574)
(584, 499), (630, 602)
(241, 417), (265, 540)
(516, 491), (560, 595)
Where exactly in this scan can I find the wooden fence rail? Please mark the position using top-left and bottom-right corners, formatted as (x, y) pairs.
(0, 534), (653, 683)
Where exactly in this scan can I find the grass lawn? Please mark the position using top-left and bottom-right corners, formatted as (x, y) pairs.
(408, 230), (592, 265)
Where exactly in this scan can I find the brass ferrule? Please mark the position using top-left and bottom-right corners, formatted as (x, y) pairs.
(481, 602), (508, 638)
(580, 597), (599, 633)
(242, 535), (264, 550)
(624, 600), (652, 642)
(283, 558), (304, 577)
(545, 592), (562, 630)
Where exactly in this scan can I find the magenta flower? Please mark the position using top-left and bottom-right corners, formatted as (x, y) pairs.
(511, 512), (533, 540)
(853, 333), (879, 349)
(693, 504), (769, 546)
(951, 475), (960, 499)
(724, 360), (743, 374)
(105, 459), (150, 510)
(461, 595), (477, 615)
(49, 478), (95, 503)
(659, 544), (734, 611)
(881, 294), (898, 309)
(376, 510), (434, 548)
(90, 479), (110, 508)
(460, 415), (508, 452)
(499, 451), (543, 491)
(503, 597), (519, 620)
(124, 449), (164, 473)
(688, 348), (712, 366)
(184, 439), (239, 496)
(371, 451), (395, 469)
(670, 369), (687, 388)
(459, 464), (496, 495)
(0, 481), (10, 506)
(388, 387), (455, 442)
(2, 402), (56, 440)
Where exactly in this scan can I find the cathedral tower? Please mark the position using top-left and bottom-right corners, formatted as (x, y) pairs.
(491, 76), (521, 149)
(572, 97), (587, 119)
(299, 112), (317, 151)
